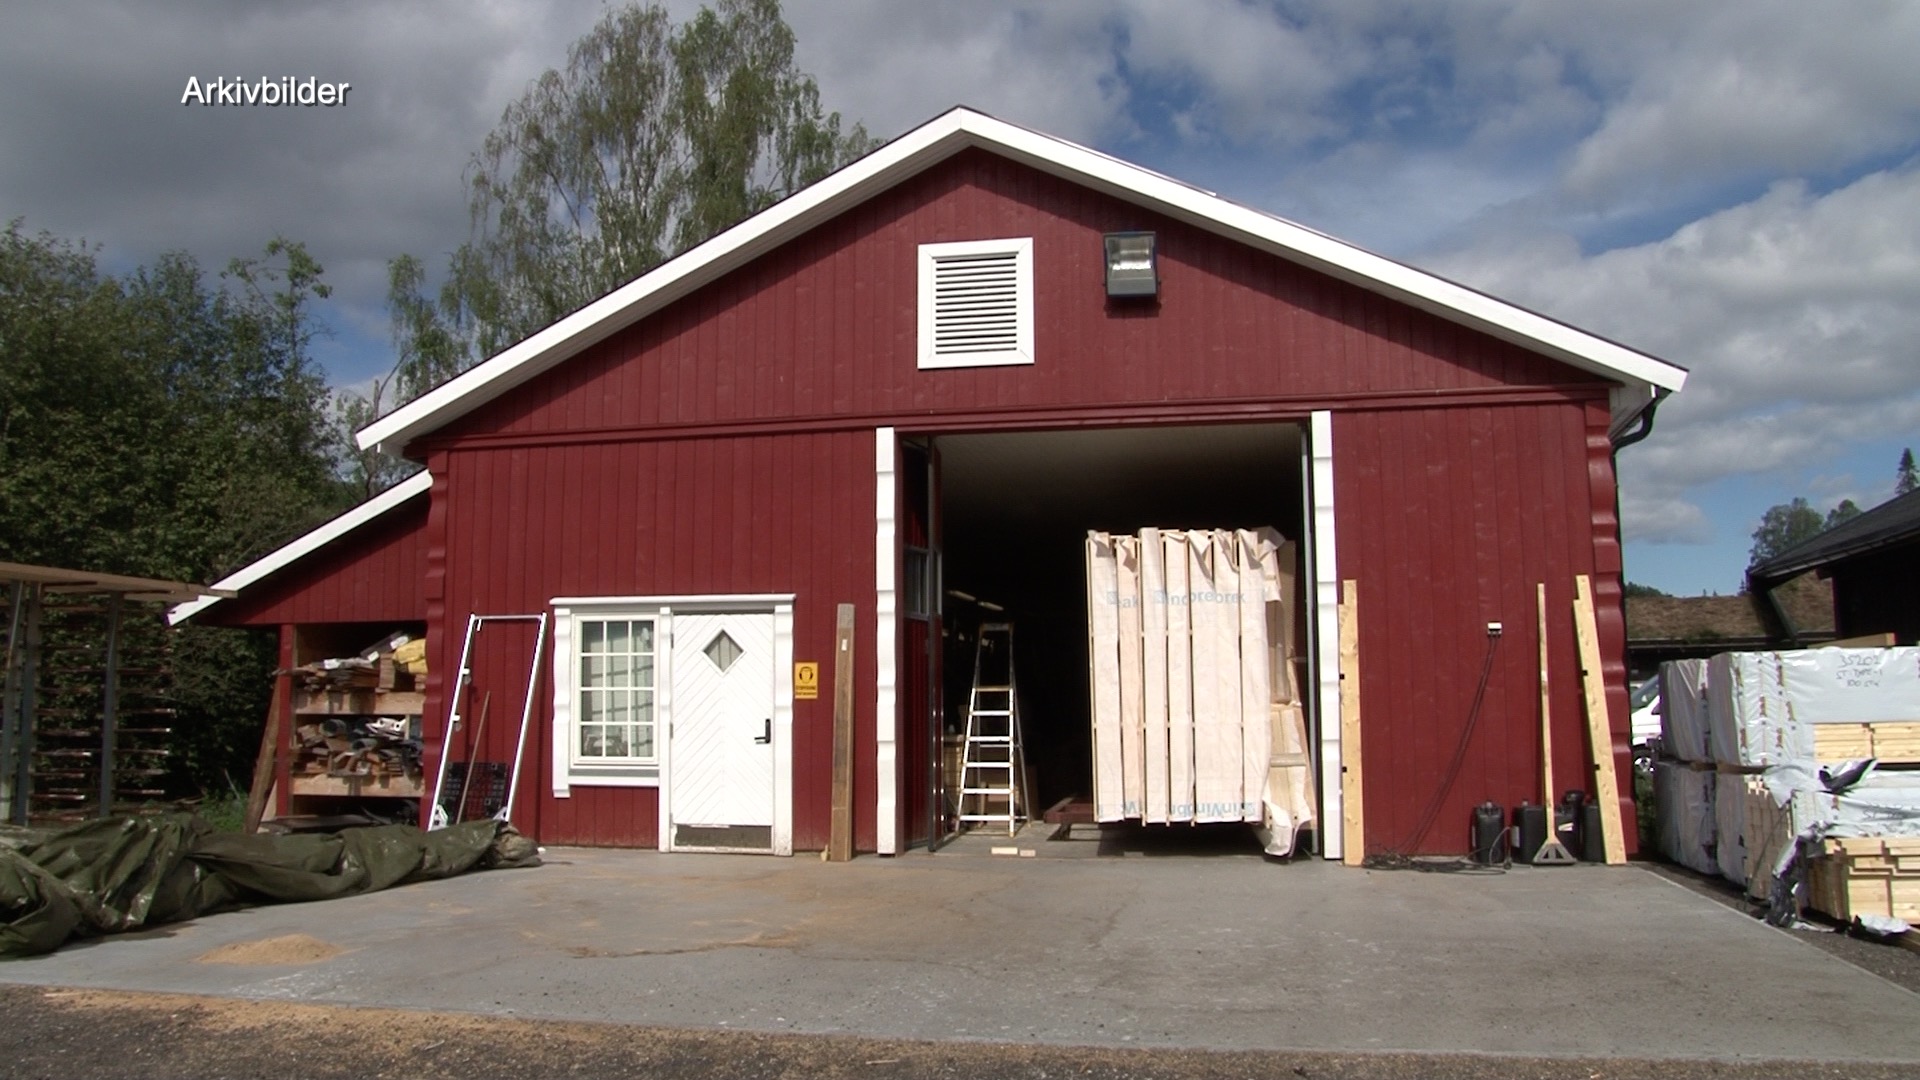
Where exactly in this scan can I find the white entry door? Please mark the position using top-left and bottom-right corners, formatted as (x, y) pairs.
(669, 611), (776, 850)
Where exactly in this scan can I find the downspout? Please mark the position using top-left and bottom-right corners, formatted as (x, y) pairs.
(1609, 388), (1669, 599)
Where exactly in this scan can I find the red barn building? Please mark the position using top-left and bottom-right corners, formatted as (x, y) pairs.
(175, 108), (1687, 859)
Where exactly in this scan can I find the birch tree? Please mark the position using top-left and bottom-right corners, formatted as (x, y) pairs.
(385, 0), (875, 397)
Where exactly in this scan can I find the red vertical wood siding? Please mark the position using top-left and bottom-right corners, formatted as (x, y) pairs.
(201, 496), (429, 628)
(422, 431), (875, 850)
(1333, 401), (1635, 855)
(435, 150), (1593, 450)
(225, 147), (1643, 854)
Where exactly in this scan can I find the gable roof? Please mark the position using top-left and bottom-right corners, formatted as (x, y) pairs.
(1749, 488), (1920, 586)
(166, 470), (432, 625)
(358, 106), (1687, 456)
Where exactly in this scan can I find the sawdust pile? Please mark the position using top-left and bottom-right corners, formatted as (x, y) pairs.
(194, 934), (346, 965)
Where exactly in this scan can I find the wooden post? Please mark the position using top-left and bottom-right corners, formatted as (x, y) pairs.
(1572, 574), (1627, 865)
(828, 603), (856, 862)
(98, 591), (122, 818)
(1338, 579), (1364, 866)
(242, 672), (287, 834)
(1537, 583), (1552, 806)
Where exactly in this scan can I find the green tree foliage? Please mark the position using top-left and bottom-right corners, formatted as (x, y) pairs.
(1825, 498), (1862, 530)
(1899, 447), (1917, 496)
(0, 222), (343, 793)
(383, 0), (875, 398)
(1622, 581), (1671, 599)
(1748, 497), (1825, 566)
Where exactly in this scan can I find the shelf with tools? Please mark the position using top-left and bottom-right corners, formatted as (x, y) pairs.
(278, 626), (428, 814)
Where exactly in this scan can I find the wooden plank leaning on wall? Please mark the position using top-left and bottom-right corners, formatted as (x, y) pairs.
(1339, 579), (1364, 866)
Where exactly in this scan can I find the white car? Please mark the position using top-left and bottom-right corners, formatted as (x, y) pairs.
(1629, 675), (1662, 771)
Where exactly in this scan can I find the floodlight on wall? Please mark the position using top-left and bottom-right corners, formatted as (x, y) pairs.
(1103, 231), (1158, 298)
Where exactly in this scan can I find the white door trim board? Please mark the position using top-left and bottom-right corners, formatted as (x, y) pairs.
(875, 427), (899, 855)
(1308, 410), (1345, 859)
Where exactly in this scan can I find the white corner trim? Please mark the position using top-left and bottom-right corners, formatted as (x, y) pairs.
(875, 428), (899, 855)
(167, 470), (433, 625)
(355, 108), (1685, 453)
(1308, 411), (1344, 859)
(772, 601), (796, 857)
(551, 607), (575, 798)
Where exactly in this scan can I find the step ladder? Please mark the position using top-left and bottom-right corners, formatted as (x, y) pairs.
(957, 622), (1028, 836)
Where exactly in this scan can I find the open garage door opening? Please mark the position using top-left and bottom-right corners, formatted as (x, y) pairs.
(904, 421), (1315, 856)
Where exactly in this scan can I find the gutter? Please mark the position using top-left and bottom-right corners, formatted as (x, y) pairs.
(1611, 387), (1668, 452)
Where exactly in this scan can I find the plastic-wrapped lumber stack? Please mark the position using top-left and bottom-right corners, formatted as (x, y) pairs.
(1704, 647), (1920, 903)
(1654, 660), (1717, 875)
(1085, 527), (1315, 855)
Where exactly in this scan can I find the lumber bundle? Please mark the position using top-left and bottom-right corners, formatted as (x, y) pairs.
(1652, 759), (1716, 875)
(1809, 837), (1920, 924)
(1085, 527), (1315, 855)
(1655, 645), (1920, 926)
(1658, 659), (1711, 764)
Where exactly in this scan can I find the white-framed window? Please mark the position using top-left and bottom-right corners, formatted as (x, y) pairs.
(917, 237), (1034, 369)
(551, 603), (663, 791)
(575, 616), (657, 763)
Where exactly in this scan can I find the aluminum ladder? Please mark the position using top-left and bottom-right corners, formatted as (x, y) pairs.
(957, 622), (1028, 836)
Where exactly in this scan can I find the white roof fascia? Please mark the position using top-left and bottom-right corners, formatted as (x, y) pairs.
(359, 108), (1686, 453)
(966, 115), (1687, 393)
(166, 470), (434, 625)
(357, 112), (981, 454)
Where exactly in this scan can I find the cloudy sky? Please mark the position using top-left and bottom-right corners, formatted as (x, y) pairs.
(4, 1), (1917, 596)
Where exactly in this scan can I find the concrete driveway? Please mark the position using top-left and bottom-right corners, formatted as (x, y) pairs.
(2, 845), (1916, 1064)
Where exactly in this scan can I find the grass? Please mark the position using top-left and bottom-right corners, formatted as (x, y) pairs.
(194, 787), (249, 832)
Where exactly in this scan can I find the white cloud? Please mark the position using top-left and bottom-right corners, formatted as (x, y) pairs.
(1429, 162), (1920, 547)
(786, 2), (1126, 145)
(0, 0), (610, 371)
(1549, 2), (1920, 205)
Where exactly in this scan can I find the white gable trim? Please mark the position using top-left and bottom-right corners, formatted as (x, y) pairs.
(166, 470), (433, 625)
(358, 107), (1686, 454)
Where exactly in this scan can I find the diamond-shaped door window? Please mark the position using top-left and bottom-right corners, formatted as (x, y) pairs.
(704, 629), (743, 673)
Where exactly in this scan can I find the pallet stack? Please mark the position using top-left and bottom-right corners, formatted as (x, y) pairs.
(1656, 646), (1920, 923)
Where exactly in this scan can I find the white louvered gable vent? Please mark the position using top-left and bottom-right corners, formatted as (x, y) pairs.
(917, 238), (1034, 369)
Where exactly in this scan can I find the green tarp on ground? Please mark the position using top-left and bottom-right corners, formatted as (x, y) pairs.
(0, 814), (537, 957)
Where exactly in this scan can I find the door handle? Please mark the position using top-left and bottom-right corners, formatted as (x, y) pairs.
(755, 718), (771, 744)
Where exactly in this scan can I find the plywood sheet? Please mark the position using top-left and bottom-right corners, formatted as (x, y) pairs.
(1164, 530), (1195, 821)
(1115, 536), (1146, 820)
(1236, 531), (1273, 822)
(1086, 533), (1124, 822)
(1191, 531), (1243, 822)
(1140, 528), (1171, 824)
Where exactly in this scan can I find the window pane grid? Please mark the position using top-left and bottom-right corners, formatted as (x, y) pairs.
(576, 617), (656, 763)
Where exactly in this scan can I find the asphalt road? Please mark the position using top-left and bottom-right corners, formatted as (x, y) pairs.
(0, 984), (1906, 1080)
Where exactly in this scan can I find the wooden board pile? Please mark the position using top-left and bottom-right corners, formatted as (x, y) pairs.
(1654, 647), (1920, 922)
(1085, 527), (1314, 855)
(1808, 836), (1920, 924)
(286, 634), (428, 790)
